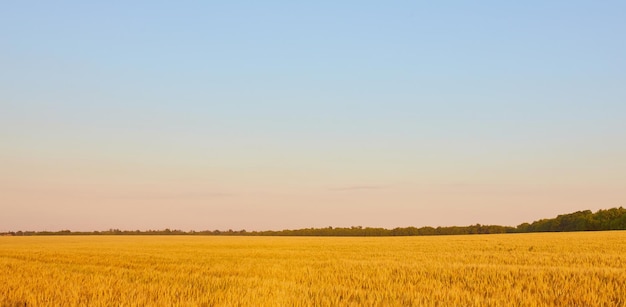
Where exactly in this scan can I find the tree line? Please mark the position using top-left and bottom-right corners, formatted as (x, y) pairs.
(2, 207), (625, 237)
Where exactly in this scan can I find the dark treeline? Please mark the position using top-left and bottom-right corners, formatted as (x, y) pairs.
(517, 207), (626, 232)
(2, 207), (626, 237)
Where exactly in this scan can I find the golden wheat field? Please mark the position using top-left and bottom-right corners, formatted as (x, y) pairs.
(1, 232), (625, 306)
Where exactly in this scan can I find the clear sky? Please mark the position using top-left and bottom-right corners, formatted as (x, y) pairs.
(2, 1), (625, 231)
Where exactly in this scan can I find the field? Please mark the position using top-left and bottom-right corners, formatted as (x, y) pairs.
(1, 232), (625, 306)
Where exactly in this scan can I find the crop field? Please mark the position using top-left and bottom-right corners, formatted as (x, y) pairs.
(1, 232), (625, 306)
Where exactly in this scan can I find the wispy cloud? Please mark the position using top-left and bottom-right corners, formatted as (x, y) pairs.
(329, 185), (387, 192)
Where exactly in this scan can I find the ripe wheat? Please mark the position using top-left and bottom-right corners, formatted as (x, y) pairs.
(1, 232), (625, 306)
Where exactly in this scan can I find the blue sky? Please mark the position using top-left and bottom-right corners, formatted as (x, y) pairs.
(1, 1), (625, 231)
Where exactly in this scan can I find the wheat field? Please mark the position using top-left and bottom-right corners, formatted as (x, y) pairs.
(1, 232), (625, 306)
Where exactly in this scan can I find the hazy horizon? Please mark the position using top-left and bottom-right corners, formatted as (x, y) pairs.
(2, 2), (625, 232)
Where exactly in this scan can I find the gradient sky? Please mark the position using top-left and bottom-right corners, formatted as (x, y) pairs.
(2, 1), (625, 231)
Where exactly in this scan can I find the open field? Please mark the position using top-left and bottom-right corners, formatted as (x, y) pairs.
(1, 232), (625, 306)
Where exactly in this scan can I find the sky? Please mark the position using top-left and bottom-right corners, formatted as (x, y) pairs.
(1, 1), (625, 232)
